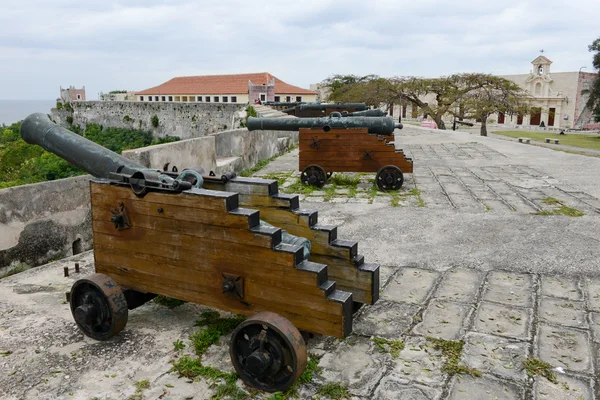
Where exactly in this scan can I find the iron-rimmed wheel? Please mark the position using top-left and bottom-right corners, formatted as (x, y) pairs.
(301, 164), (327, 188)
(69, 273), (128, 341)
(376, 165), (404, 191)
(229, 312), (307, 392)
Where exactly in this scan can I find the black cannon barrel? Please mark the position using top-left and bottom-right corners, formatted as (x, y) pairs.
(246, 116), (402, 135)
(298, 102), (367, 111)
(20, 113), (145, 179)
(347, 109), (386, 117)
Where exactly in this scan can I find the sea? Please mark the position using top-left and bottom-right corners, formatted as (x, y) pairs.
(0, 99), (57, 126)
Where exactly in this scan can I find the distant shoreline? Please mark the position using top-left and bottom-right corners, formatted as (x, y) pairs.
(0, 99), (56, 125)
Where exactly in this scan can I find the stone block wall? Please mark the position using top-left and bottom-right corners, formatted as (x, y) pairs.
(0, 176), (93, 273)
(122, 136), (217, 173)
(51, 101), (247, 139)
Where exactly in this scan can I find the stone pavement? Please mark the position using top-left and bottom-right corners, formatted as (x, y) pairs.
(2, 124), (600, 399)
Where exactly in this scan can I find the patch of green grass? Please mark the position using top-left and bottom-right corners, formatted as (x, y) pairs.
(542, 197), (562, 205)
(173, 339), (185, 351)
(191, 311), (245, 356)
(135, 380), (150, 390)
(170, 312), (248, 399)
(261, 171), (293, 187)
(284, 178), (318, 195)
(523, 358), (557, 383)
(153, 295), (186, 308)
(534, 205), (584, 217)
(426, 337), (482, 377)
(317, 382), (350, 400)
(372, 337), (405, 358)
(171, 356), (248, 399)
(493, 130), (600, 151)
(0, 263), (30, 279)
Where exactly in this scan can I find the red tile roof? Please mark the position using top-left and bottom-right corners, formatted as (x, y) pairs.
(136, 72), (316, 95)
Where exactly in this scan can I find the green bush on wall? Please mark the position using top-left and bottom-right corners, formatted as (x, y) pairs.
(151, 114), (159, 127)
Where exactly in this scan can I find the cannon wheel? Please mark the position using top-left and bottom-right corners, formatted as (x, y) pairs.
(376, 165), (404, 191)
(229, 312), (307, 392)
(69, 273), (128, 341)
(301, 164), (327, 188)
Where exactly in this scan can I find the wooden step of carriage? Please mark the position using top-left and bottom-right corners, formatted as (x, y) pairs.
(202, 177), (380, 306)
(89, 180), (352, 338)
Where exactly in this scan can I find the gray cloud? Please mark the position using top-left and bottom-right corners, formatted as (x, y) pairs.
(0, 0), (597, 99)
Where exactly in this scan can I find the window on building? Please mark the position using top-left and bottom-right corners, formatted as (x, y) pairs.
(223, 96), (228, 103)
(168, 96), (173, 102)
(174, 96), (180, 102)
(214, 96), (219, 102)
(77, 94), (81, 100)
(231, 96), (237, 103)
(260, 94), (266, 101)
(161, 96), (166, 101)
(274, 96), (281, 102)
(149, 96), (152, 101)
(140, 96), (144, 101)
(286, 96), (291, 102)
(155, 96), (159, 101)
(206, 96), (211, 102)
(182, 96), (188, 102)
(296, 96), (302, 102)
(197, 96), (202, 102)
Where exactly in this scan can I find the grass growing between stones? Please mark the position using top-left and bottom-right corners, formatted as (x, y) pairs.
(523, 358), (557, 383)
(171, 311), (248, 400)
(153, 295), (186, 308)
(372, 337), (405, 358)
(426, 337), (482, 377)
(533, 198), (584, 217)
(317, 382), (350, 400)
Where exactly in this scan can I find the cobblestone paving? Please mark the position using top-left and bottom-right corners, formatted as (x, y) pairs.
(340, 266), (598, 399)
(403, 143), (507, 161)
(258, 162), (600, 215)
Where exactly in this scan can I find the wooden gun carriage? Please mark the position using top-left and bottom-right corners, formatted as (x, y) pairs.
(247, 115), (414, 191)
(20, 113), (379, 392)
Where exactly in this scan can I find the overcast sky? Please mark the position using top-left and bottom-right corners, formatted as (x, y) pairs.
(1, 0), (598, 100)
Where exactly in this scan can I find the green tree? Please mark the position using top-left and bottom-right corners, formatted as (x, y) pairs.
(389, 74), (516, 130)
(584, 37), (600, 122)
(456, 77), (528, 136)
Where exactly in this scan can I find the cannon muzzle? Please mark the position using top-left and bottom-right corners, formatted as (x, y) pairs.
(20, 113), (145, 178)
(246, 115), (401, 135)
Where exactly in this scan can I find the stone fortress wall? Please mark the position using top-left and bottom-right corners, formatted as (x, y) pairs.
(51, 101), (247, 140)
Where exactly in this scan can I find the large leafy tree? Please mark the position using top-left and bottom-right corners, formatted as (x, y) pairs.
(584, 37), (600, 122)
(389, 74), (518, 130)
(457, 77), (528, 136)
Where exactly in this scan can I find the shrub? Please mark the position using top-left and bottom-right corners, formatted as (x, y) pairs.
(151, 114), (159, 127)
(66, 116), (73, 124)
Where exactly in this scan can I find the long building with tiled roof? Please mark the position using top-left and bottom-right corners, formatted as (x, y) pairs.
(135, 72), (317, 104)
